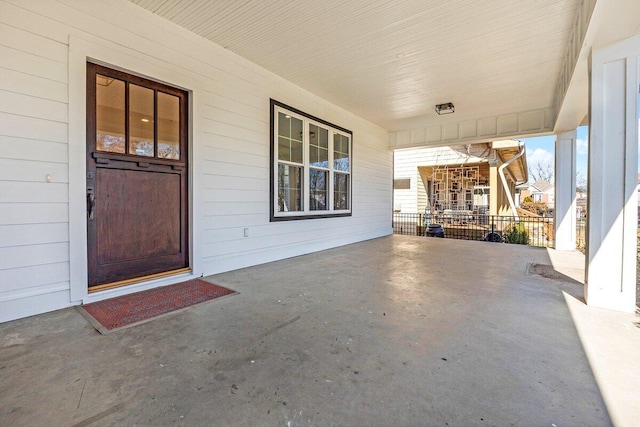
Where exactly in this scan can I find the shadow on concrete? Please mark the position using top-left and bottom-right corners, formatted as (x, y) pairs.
(526, 262), (583, 286)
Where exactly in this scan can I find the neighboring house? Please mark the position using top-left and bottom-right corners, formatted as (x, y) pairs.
(521, 180), (555, 208)
(515, 182), (530, 207)
(394, 140), (528, 217)
(577, 193), (588, 219)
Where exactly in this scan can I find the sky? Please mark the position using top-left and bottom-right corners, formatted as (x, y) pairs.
(521, 97), (640, 186)
(520, 126), (589, 185)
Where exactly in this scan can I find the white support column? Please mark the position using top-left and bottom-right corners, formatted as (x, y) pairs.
(554, 130), (577, 251)
(586, 36), (639, 312)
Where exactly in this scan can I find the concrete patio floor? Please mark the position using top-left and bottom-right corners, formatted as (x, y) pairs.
(1, 235), (639, 426)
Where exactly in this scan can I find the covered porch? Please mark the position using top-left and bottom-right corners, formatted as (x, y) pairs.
(1, 1), (639, 423)
(1, 236), (638, 425)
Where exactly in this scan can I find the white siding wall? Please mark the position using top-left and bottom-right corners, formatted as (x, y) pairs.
(393, 150), (419, 213)
(0, 0), (392, 322)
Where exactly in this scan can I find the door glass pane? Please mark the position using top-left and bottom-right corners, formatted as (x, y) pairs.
(278, 164), (303, 212)
(334, 134), (350, 171)
(129, 84), (154, 157)
(278, 113), (303, 163)
(309, 168), (328, 210)
(310, 124), (329, 168)
(334, 172), (349, 210)
(96, 75), (125, 153)
(158, 92), (180, 159)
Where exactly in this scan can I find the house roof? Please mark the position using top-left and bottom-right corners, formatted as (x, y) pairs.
(492, 140), (528, 183)
(530, 180), (554, 192)
(400, 140), (527, 185)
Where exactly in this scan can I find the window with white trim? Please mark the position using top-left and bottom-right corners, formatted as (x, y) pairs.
(271, 100), (352, 221)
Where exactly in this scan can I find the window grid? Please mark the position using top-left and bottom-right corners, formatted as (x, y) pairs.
(272, 101), (352, 220)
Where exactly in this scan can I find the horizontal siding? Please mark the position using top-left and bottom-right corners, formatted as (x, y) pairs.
(0, 68), (68, 103)
(201, 118), (266, 145)
(0, 159), (68, 183)
(0, 2), (71, 44)
(393, 149), (419, 213)
(1, 203), (68, 225)
(0, 112), (68, 143)
(201, 175), (266, 192)
(0, 182), (68, 203)
(0, 44), (67, 83)
(201, 159), (268, 180)
(0, 22), (68, 61)
(0, 0), (392, 322)
(0, 223), (69, 247)
(0, 90), (68, 123)
(0, 262), (69, 293)
(0, 242), (69, 270)
(203, 213), (265, 230)
(0, 136), (67, 163)
(202, 146), (267, 169)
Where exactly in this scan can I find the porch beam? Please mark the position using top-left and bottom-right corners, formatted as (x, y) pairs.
(389, 107), (553, 150)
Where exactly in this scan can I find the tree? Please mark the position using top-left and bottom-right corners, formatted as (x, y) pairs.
(528, 160), (554, 183)
(576, 171), (587, 193)
(521, 200), (549, 216)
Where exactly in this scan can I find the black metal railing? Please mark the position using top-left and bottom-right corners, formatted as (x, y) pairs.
(393, 212), (554, 247)
(576, 218), (587, 252)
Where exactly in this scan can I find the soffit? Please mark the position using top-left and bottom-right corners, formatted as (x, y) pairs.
(555, 0), (640, 132)
(496, 146), (528, 184)
(128, 0), (580, 132)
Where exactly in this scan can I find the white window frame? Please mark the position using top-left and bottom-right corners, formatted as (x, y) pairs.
(271, 100), (352, 221)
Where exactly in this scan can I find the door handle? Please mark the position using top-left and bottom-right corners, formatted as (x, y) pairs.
(87, 188), (95, 220)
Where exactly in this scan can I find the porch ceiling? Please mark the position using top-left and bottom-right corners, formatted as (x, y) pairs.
(128, 0), (581, 132)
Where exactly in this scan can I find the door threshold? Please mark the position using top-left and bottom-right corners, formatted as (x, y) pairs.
(88, 267), (192, 293)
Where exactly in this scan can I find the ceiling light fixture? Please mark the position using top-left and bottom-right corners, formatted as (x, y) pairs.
(96, 76), (115, 87)
(435, 102), (455, 115)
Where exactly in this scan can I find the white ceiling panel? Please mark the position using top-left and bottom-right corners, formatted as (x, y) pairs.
(127, 0), (581, 131)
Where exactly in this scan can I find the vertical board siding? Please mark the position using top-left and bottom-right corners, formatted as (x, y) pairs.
(0, 0), (392, 322)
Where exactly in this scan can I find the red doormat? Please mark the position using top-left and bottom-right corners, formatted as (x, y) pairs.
(79, 278), (237, 334)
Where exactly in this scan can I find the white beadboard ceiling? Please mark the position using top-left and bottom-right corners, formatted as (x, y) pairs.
(127, 0), (581, 132)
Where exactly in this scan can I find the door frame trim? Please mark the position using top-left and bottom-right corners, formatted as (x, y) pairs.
(69, 36), (204, 304)
(88, 267), (192, 293)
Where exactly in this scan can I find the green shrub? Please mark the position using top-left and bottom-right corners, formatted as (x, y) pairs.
(503, 223), (529, 245)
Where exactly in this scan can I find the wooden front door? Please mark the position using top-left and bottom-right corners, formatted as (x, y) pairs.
(86, 63), (189, 288)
